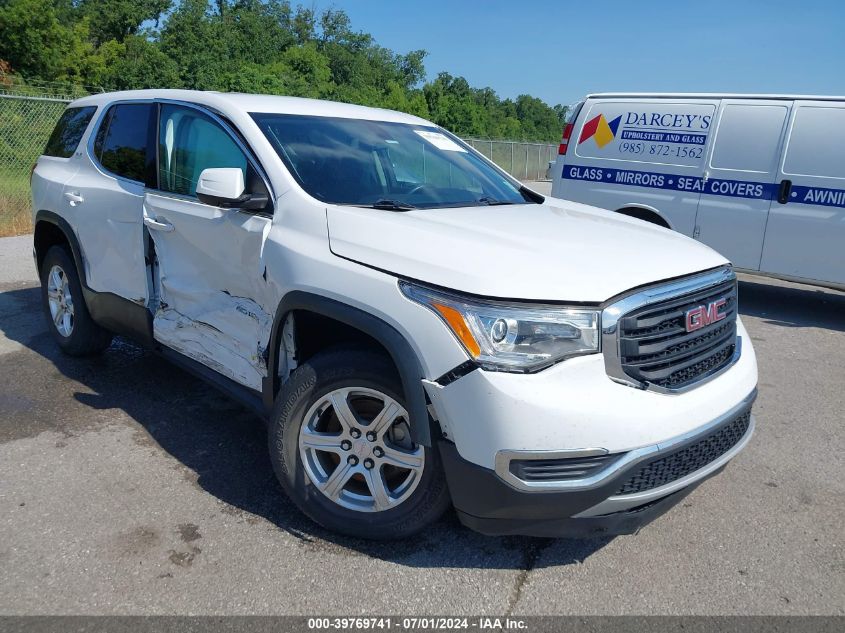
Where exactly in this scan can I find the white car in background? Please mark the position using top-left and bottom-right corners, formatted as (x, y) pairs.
(552, 93), (845, 290)
(31, 90), (757, 539)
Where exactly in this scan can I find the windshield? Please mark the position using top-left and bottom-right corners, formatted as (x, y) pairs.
(250, 113), (532, 209)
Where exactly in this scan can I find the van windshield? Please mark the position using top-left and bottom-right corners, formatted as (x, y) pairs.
(250, 113), (532, 209)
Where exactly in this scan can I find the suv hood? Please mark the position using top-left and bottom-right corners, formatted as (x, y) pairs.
(326, 199), (728, 303)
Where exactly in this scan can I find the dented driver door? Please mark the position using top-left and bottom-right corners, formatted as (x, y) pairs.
(143, 103), (274, 392)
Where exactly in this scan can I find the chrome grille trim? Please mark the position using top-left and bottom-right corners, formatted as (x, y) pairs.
(602, 266), (739, 393)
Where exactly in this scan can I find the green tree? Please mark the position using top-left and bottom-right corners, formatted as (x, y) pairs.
(276, 41), (333, 98)
(0, 0), (564, 141)
(78, 0), (171, 45)
(218, 62), (287, 94)
(553, 103), (570, 125)
(222, 0), (295, 67)
(291, 4), (316, 44)
(515, 94), (562, 141)
(88, 35), (181, 90)
(0, 0), (90, 80)
(159, 0), (227, 89)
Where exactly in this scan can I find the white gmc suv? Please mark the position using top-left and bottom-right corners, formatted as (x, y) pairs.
(30, 90), (758, 539)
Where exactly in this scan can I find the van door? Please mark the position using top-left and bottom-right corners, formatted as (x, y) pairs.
(553, 98), (718, 236)
(694, 100), (791, 270)
(760, 101), (845, 286)
(144, 103), (275, 391)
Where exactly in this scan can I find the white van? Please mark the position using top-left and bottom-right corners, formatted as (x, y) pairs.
(551, 93), (845, 290)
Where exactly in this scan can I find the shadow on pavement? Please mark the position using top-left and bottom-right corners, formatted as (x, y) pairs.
(738, 278), (845, 332)
(0, 284), (611, 570)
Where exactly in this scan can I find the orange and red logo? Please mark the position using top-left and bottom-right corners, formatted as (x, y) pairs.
(578, 113), (622, 148)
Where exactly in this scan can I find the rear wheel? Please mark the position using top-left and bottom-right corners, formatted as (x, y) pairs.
(269, 349), (450, 539)
(40, 245), (112, 356)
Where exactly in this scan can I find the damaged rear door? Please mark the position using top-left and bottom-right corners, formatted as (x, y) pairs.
(144, 102), (274, 391)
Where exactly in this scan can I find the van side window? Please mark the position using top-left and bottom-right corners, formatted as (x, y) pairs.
(783, 106), (845, 180)
(95, 103), (155, 182)
(710, 105), (787, 173)
(43, 106), (97, 158)
(158, 104), (247, 196)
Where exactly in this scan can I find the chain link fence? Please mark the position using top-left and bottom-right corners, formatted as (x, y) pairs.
(0, 83), (558, 236)
(0, 94), (72, 235)
(0, 76), (104, 236)
(463, 138), (557, 182)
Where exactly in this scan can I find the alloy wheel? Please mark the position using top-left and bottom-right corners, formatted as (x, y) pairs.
(46, 265), (74, 337)
(298, 387), (425, 513)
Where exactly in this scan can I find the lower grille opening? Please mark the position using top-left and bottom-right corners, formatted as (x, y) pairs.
(615, 410), (751, 495)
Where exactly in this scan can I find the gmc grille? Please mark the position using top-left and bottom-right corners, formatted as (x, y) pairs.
(617, 277), (738, 390)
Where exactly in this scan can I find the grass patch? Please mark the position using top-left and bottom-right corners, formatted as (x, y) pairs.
(0, 173), (33, 236)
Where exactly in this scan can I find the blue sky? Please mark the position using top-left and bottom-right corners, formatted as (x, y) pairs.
(323, 0), (844, 106)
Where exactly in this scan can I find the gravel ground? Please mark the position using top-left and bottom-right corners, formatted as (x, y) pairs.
(0, 230), (842, 615)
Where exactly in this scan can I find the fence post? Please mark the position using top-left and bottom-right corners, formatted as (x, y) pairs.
(525, 146), (529, 180)
(537, 145), (546, 180)
(510, 142), (514, 175)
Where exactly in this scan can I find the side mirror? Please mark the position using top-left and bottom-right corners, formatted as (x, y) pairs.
(196, 168), (268, 211)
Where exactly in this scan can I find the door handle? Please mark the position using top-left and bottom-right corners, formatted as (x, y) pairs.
(64, 191), (84, 205)
(143, 216), (175, 232)
(777, 179), (793, 204)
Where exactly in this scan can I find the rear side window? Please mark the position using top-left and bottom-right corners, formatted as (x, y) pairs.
(783, 106), (845, 180)
(94, 103), (155, 182)
(43, 106), (97, 158)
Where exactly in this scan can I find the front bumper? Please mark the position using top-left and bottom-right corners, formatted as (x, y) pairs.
(425, 319), (757, 470)
(439, 391), (756, 537)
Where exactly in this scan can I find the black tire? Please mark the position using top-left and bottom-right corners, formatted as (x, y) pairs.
(40, 245), (112, 356)
(269, 348), (451, 540)
(616, 207), (671, 229)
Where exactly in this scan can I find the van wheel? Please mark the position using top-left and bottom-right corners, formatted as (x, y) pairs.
(40, 246), (112, 356)
(616, 207), (671, 229)
(269, 349), (451, 539)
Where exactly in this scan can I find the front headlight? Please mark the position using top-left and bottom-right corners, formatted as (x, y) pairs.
(400, 281), (599, 372)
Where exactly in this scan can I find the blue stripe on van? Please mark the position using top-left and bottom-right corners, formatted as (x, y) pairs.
(560, 164), (775, 200)
(790, 184), (845, 208)
(561, 163), (845, 208)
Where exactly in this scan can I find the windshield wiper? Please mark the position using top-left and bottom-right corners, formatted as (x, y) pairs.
(368, 199), (418, 211)
(476, 196), (516, 206)
(519, 186), (544, 204)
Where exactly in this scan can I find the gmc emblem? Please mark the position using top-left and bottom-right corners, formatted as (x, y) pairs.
(685, 298), (727, 332)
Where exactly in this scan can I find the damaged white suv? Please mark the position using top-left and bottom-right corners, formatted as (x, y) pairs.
(31, 90), (758, 539)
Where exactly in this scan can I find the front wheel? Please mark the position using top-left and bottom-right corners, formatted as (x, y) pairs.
(269, 349), (451, 539)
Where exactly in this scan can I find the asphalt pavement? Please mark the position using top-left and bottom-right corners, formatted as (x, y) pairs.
(0, 225), (843, 615)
